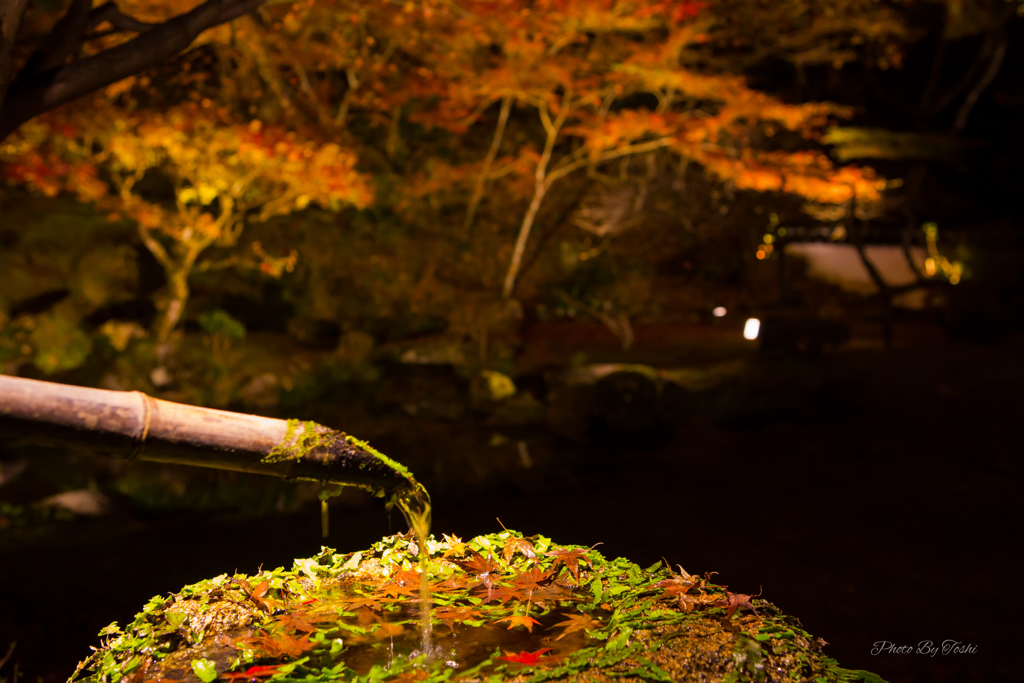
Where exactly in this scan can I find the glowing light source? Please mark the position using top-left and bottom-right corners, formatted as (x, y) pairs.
(712, 306), (727, 317)
(743, 318), (760, 340)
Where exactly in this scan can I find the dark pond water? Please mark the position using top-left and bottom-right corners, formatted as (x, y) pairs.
(1, 343), (1021, 683)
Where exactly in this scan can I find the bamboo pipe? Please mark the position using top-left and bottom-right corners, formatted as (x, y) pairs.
(0, 375), (419, 497)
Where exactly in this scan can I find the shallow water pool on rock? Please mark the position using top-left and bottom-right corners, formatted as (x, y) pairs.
(71, 531), (887, 683)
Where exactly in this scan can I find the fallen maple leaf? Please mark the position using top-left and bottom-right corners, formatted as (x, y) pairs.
(233, 629), (317, 658)
(272, 607), (337, 633)
(375, 580), (419, 599)
(453, 550), (501, 588)
(545, 544), (600, 582)
(503, 536), (537, 562)
(473, 583), (526, 606)
(389, 568), (422, 587)
(551, 612), (602, 640)
(498, 648), (552, 665)
(230, 577), (271, 613)
(496, 614), (541, 632)
(530, 579), (576, 606)
(433, 606), (485, 631)
(431, 574), (471, 593)
(713, 588), (762, 619)
(343, 596), (384, 612)
(442, 534), (467, 558)
(657, 565), (702, 610)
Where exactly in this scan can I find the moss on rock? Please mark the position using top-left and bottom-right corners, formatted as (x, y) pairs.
(71, 531), (886, 683)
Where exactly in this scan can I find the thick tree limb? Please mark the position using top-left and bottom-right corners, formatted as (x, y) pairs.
(0, 0), (265, 141)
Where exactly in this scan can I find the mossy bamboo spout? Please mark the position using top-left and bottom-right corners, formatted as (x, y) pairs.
(0, 375), (423, 500)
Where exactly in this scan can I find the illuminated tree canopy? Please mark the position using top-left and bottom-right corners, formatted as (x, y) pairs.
(0, 0), (1016, 369)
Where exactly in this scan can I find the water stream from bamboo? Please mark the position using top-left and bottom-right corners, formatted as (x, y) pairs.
(395, 486), (434, 659)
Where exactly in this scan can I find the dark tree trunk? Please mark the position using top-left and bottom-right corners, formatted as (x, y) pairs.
(0, 0), (265, 140)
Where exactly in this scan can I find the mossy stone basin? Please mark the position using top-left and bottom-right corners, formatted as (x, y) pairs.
(71, 531), (886, 683)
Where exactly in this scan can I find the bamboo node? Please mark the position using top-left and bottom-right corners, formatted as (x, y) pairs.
(127, 391), (153, 460)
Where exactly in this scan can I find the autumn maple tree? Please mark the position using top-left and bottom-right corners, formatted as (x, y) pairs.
(3, 97), (371, 345)
(3, 0), (973, 372)
(340, 0), (892, 299)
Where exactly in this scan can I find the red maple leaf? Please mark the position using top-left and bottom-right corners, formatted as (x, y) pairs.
(222, 664), (284, 681)
(498, 648), (552, 665)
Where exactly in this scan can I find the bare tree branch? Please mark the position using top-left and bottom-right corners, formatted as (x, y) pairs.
(953, 36), (1007, 132)
(918, 36), (947, 113)
(901, 208), (925, 282)
(502, 88), (572, 298)
(464, 95), (512, 233)
(0, 0), (266, 141)
(87, 3), (159, 35)
(845, 195), (894, 349)
(927, 4), (1015, 118)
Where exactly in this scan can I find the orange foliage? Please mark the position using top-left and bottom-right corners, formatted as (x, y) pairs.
(2, 0), (901, 312)
(347, 0), (887, 207)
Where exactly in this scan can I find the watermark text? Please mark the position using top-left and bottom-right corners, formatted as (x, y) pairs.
(871, 640), (977, 657)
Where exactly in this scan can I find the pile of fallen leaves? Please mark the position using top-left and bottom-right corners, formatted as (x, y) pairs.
(71, 530), (886, 683)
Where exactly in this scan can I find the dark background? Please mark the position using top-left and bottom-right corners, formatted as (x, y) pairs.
(3, 338), (1023, 683)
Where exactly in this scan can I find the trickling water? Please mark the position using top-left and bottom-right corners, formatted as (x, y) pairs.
(395, 485), (434, 658)
(321, 499), (330, 538)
